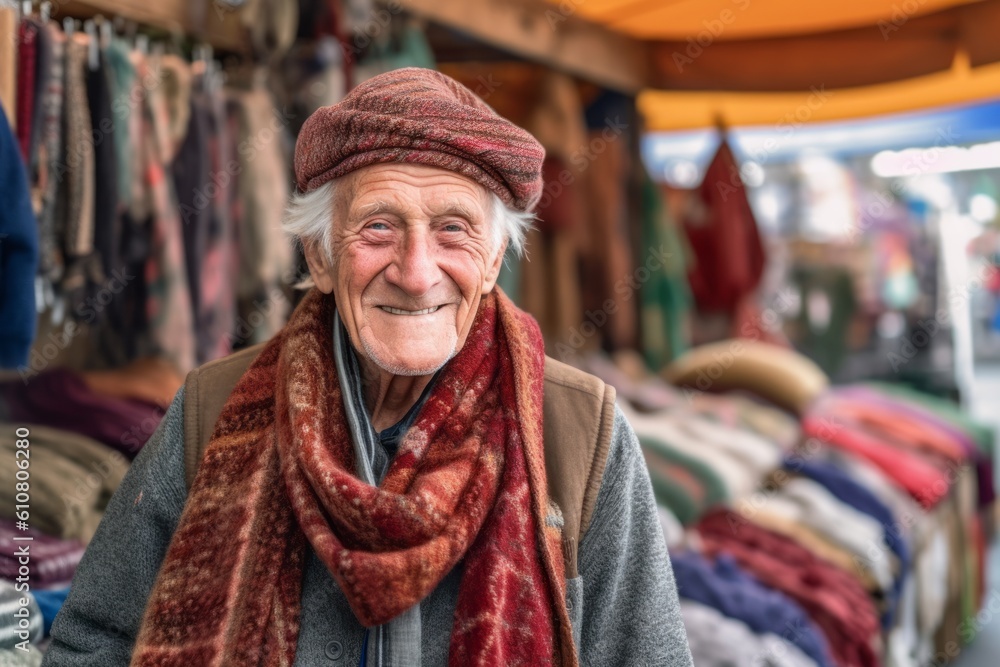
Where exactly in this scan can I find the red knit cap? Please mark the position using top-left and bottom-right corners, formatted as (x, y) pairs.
(293, 67), (546, 212)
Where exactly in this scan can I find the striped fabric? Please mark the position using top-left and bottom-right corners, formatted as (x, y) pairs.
(0, 521), (84, 586)
(0, 646), (42, 667)
(35, 24), (65, 284)
(0, 580), (43, 648)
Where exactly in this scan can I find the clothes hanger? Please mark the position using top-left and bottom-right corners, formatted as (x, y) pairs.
(713, 112), (728, 138)
(84, 19), (99, 70)
(98, 15), (112, 48)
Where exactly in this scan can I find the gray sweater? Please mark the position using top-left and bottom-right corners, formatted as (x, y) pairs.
(41, 389), (692, 666)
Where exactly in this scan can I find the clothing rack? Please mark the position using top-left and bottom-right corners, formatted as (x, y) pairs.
(53, 0), (245, 51)
(0, 0), (246, 141)
(385, 0), (650, 93)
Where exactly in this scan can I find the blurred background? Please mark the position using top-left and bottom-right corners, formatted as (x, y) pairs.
(2, 1), (1000, 665)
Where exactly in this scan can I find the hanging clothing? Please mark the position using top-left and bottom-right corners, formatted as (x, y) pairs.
(57, 34), (104, 323)
(23, 16), (52, 174)
(520, 185), (584, 349)
(518, 72), (588, 353)
(0, 105), (38, 368)
(239, 0), (299, 59)
(34, 23), (65, 286)
(640, 171), (691, 370)
(60, 34), (96, 264)
(196, 84), (238, 363)
(683, 139), (766, 315)
(15, 19), (38, 163)
(0, 7), (12, 128)
(172, 88), (212, 360)
(354, 22), (436, 82)
(104, 38), (135, 207)
(579, 126), (637, 350)
(99, 40), (150, 366)
(138, 54), (195, 372)
(791, 265), (857, 376)
(227, 87), (293, 345)
(87, 48), (119, 292)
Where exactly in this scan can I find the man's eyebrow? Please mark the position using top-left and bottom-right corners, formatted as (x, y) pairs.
(350, 199), (483, 222)
(428, 200), (481, 221)
(350, 199), (396, 218)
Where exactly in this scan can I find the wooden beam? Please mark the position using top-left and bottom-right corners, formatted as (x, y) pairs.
(647, 0), (1000, 93)
(649, 13), (958, 92)
(639, 60), (1000, 131)
(386, 0), (650, 93)
(53, 0), (246, 52)
(962, 0), (1000, 69)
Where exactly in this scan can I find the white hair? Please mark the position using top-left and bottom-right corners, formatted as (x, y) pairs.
(282, 179), (534, 277)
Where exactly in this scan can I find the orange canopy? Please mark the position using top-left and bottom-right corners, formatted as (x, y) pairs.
(545, 0), (1000, 129)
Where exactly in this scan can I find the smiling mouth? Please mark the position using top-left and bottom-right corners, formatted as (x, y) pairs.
(378, 305), (442, 316)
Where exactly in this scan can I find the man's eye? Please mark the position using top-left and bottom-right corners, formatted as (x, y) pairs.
(366, 221), (390, 231)
(442, 223), (463, 232)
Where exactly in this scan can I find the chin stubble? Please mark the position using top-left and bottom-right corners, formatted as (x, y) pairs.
(360, 332), (458, 377)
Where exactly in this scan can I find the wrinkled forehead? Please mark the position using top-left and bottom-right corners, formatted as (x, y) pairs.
(339, 164), (492, 222)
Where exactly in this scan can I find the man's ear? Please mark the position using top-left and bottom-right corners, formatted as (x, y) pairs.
(482, 241), (507, 294)
(302, 239), (336, 294)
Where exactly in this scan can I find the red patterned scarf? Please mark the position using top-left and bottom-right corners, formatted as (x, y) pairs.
(131, 288), (578, 666)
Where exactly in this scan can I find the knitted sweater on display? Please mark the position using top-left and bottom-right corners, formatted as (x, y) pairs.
(680, 600), (820, 667)
(670, 550), (833, 667)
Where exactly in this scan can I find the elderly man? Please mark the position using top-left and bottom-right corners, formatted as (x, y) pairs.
(42, 68), (692, 666)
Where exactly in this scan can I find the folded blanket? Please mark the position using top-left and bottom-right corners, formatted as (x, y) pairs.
(0, 370), (164, 458)
(0, 520), (84, 586)
(0, 581), (42, 648)
(0, 646), (42, 666)
(0, 425), (128, 543)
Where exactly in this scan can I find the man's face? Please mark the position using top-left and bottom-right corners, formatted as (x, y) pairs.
(305, 163), (505, 376)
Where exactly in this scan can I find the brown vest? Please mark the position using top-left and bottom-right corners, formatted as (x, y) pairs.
(182, 344), (616, 578)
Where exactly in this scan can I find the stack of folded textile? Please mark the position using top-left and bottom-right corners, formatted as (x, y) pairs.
(0, 521), (84, 587)
(578, 343), (995, 667)
(0, 426), (127, 543)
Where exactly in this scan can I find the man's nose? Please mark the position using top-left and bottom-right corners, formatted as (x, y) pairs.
(385, 232), (442, 297)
